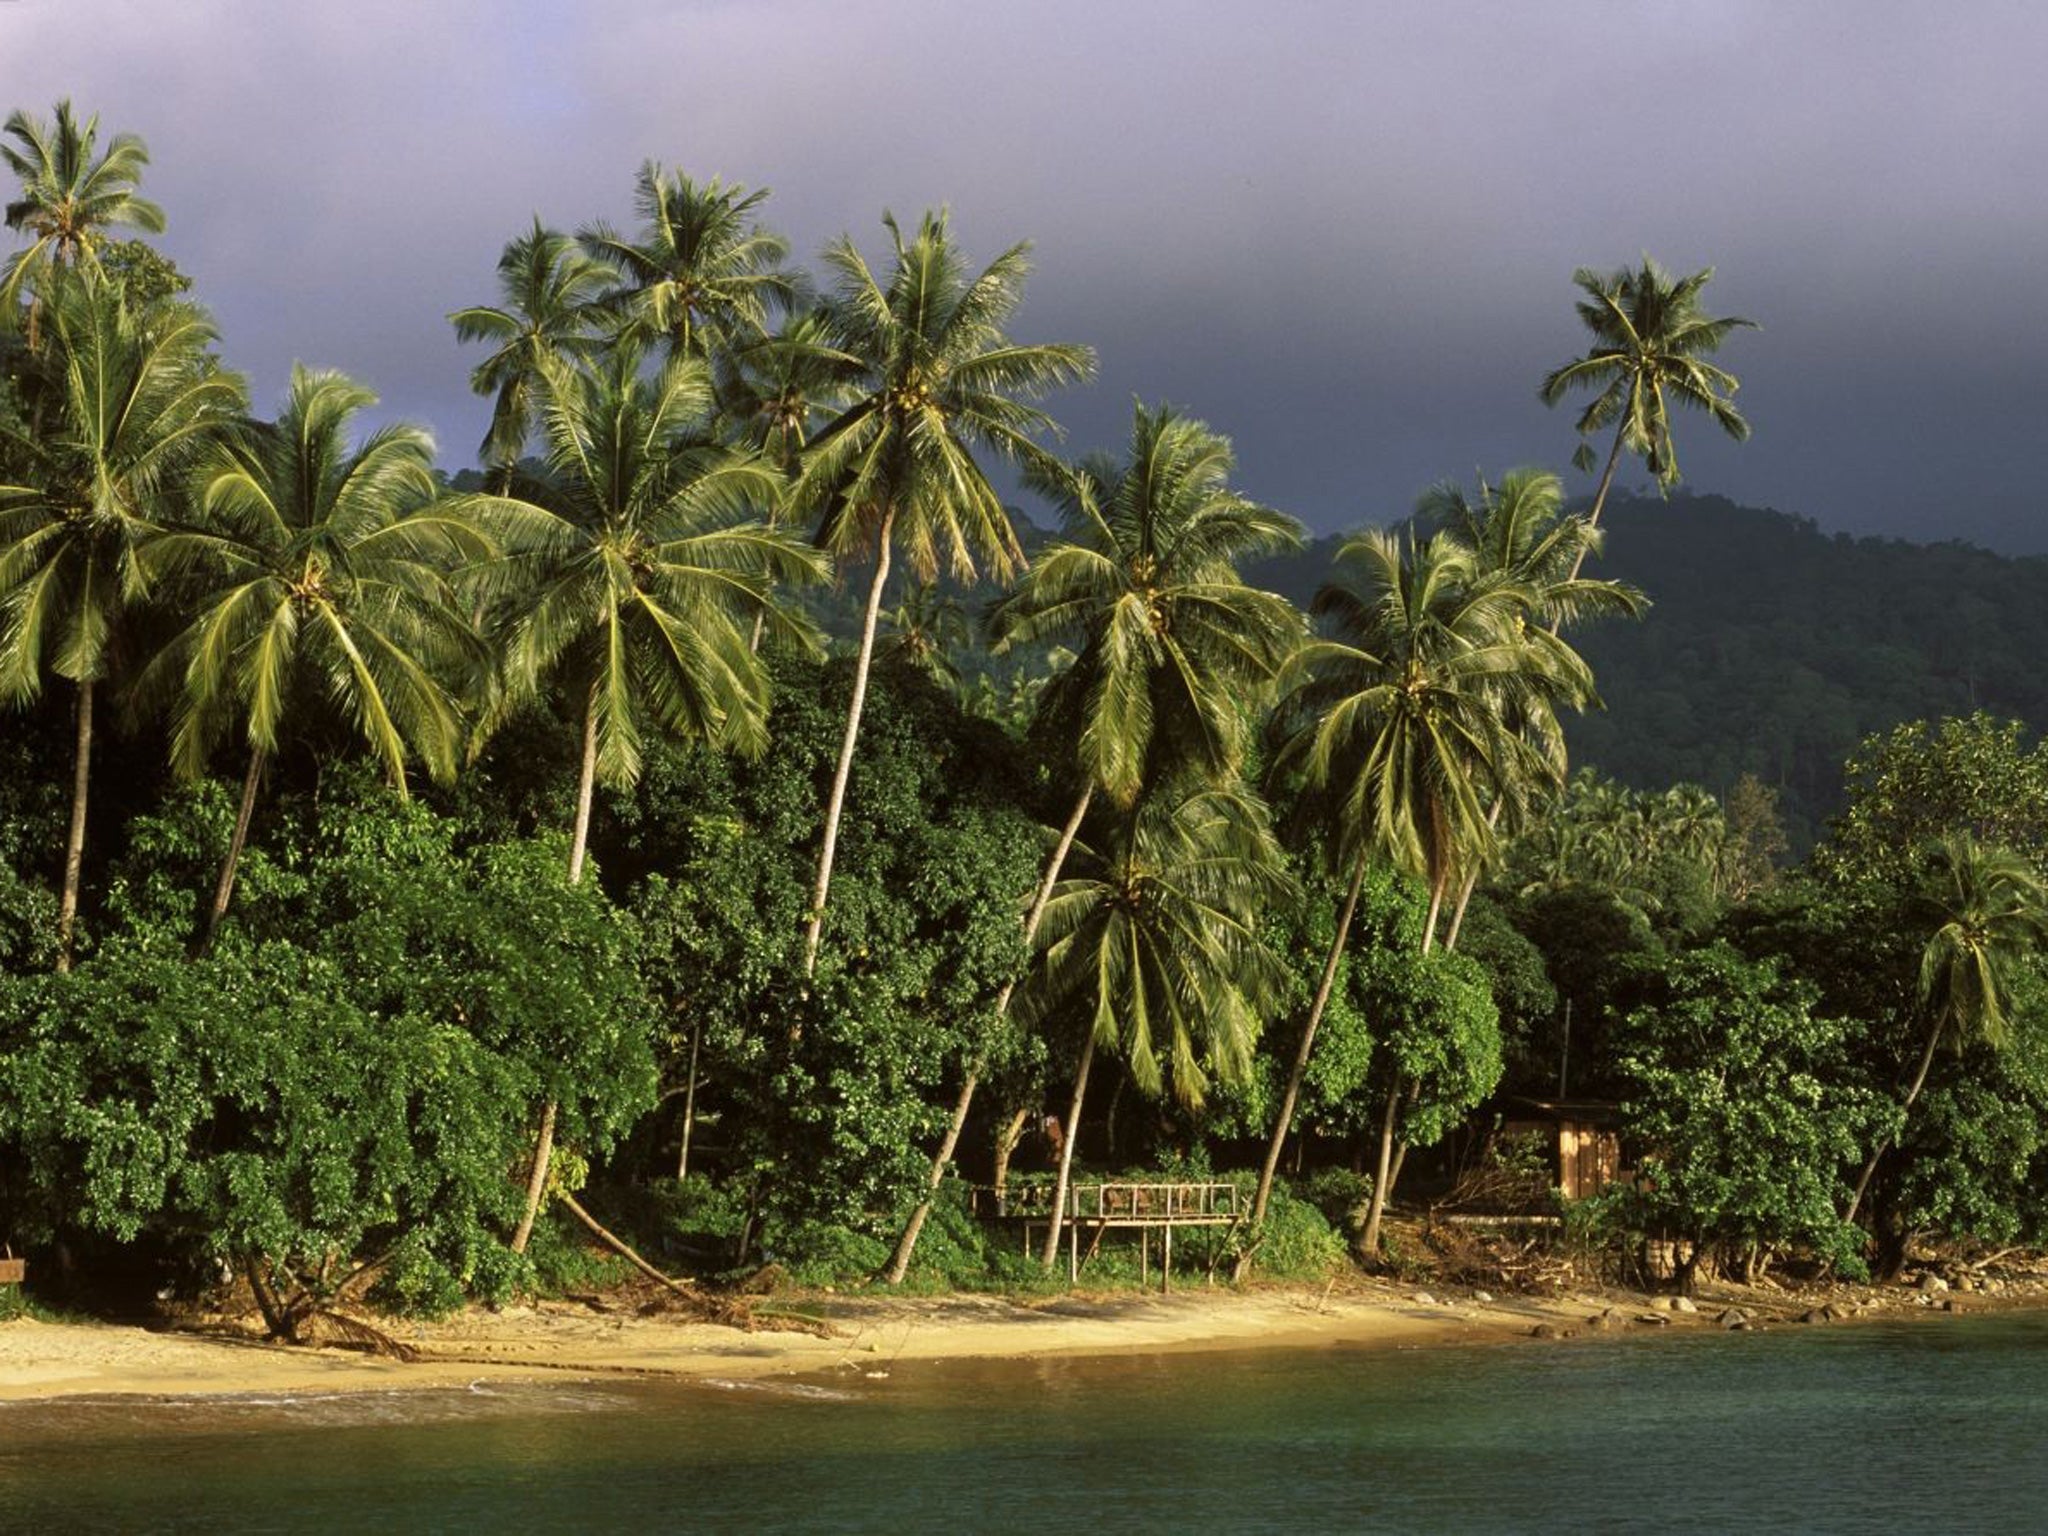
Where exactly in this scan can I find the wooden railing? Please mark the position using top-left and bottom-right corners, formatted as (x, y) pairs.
(973, 1180), (1242, 1225)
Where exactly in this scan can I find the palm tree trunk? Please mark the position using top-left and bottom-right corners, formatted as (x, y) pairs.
(205, 745), (267, 942)
(1422, 867), (1448, 954)
(1844, 1019), (1944, 1226)
(675, 1014), (703, 1182)
(883, 784), (1093, 1284)
(513, 690), (600, 1255)
(1563, 418), (1630, 583)
(1359, 1082), (1404, 1259)
(567, 683), (599, 885)
(804, 512), (895, 977)
(1384, 1078), (1422, 1198)
(1245, 850), (1371, 1241)
(55, 677), (94, 973)
(1040, 1032), (1097, 1270)
(991, 1105), (1029, 1209)
(509, 1098), (556, 1255)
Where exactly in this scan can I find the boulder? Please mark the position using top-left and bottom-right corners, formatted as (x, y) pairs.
(1472, 1290), (1495, 1305)
(1673, 1295), (1698, 1314)
(1718, 1308), (1749, 1329)
(1918, 1272), (1951, 1294)
(1412, 1291), (1438, 1307)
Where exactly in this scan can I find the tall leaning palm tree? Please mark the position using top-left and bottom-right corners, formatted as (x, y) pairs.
(448, 218), (608, 487)
(1026, 787), (1291, 1268)
(469, 340), (826, 1251)
(1539, 258), (1755, 579)
(0, 275), (241, 969)
(1255, 530), (1596, 1254)
(1843, 834), (2048, 1225)
(2, 100), (166, 345)
(142, 366), (488, 939)
(881, 402), (1301, 1282)
(792, 209), (1093, 975)
(579, 164), (793, 366)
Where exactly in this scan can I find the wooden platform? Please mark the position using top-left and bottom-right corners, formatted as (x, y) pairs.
(974, 1181), (1244, 1286)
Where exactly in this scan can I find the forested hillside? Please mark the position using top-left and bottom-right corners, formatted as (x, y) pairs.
(1257, 492), (2048, 848)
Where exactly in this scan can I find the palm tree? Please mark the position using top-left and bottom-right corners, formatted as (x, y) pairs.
(882, 402), (1300, 1283)
(1422, 468), (1646, 950)
(792, 209), (1092, 975)
(1539, 258), (1755, 579)
(448, 218), (608, 486)
(715, 308), (851, 475)
(467, 340), (825, 1250)
(142, 365), (488, 939)
(878, 581), (969, 687)
(1258, 530), (1597, 1255)
(0, 275), (241, 969)
(1026, 787), (1291, 1268)
(579, 164), (793, 365)
(714, 308), (858, 654)
(2, 100), (166, 346)
(997, 404), (1307, 809)
(1843, 834), (2048, 1224)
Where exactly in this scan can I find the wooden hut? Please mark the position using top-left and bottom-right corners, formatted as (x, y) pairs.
(1500, 1098), (1624, 1201)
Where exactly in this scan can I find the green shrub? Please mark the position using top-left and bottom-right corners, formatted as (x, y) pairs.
(767, 1220), (890, 1286)
(1295, 1168), (1373, 1233)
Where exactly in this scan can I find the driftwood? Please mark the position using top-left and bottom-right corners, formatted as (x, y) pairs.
(556, 1192), (838, 1338)
(559, 1191), (693, 1299)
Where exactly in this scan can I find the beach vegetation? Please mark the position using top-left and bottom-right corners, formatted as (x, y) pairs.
(9, 98), (2048, 1320)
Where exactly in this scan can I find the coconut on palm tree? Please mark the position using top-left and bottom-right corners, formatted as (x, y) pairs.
(463, 339), (826, 1250)
(882, 402), (1300, 1283)
(1539, 258), (1755, 579)
(714, 308), (851, 475)
(448, 218), (608, 486)
(1843, 834), (2048, 1226)
(0, 274), (241, 969)
(141, 365), (488, 939)
(791, 208), (1092, 976)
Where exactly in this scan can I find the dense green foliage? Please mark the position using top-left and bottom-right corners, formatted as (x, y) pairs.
(7, 99), (2048, 1324)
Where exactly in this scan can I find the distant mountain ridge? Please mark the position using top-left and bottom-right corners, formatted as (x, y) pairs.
(1250, 492), (2048, 849)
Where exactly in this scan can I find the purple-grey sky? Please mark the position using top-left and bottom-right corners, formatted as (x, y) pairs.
(4, 1), (2043, 549)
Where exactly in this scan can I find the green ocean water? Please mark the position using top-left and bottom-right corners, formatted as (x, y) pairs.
(6, 1311), (2047, 1532)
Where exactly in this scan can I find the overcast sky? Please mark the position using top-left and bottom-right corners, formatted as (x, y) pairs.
(4, 1), (2043, 550)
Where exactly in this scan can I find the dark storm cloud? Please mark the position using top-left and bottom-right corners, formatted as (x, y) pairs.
(4, 1), (2044, 547)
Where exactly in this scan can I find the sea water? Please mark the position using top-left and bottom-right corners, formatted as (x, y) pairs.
(5, 1311), (2047, 1532)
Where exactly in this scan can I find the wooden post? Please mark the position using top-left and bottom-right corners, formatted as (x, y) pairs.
(1069, 1207), (1079, 1283)
(1140, 1228), (1149, 1286)
(1163, 1222), (1173, 1292)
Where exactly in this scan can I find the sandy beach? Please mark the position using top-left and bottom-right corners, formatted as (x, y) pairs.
(4, 1270), (2031, 1405)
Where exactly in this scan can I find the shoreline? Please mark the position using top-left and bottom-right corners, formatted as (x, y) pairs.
(5, 1270), (2040, 1407)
